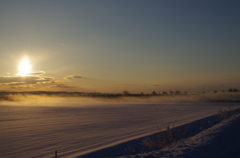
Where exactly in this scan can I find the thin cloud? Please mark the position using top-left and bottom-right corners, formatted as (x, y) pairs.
(27, 71), (45, 75)
(16, 71), (45, 76)
(53, 84), (75, 88)
(0, 72), (78, 90)
(44, 77), (54, 80)
(64, 75), (82, 80)
(50, 80), (65, 84)
(0, 76), (53, 85)
(10, 84), (34, 89)
(8, 82), (26, 86)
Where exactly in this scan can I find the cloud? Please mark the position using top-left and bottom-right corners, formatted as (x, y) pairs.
(16, 71), (45, 76)
(153, 84), (160, 87)
(44, 77), (54, 80)
(53, 84), (75, 88)
(4, 82), (26, 86)
(0, 76), (54, 85)
(0, 71), (80, 90)
(64, 75), (82, 80)
(10, 84), (34, 89)
(27, 71), (45, 75)
(0, 71), (70, 90)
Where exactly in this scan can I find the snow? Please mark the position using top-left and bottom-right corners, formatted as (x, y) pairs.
(115, 113), (240, 158)
(0, 99), (239, 158)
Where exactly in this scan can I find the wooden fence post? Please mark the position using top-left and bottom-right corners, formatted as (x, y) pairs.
(55, 150), (57, 158)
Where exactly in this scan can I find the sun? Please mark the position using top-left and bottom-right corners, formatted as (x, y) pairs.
(17, 57), (32, 76)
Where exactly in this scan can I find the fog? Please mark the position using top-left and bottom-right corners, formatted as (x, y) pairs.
(0, 93), (239, 107)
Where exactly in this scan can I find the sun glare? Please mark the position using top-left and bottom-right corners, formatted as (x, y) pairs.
(17, 57), (32, 76)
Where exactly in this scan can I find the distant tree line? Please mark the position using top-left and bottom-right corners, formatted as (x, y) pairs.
(122, 90), (187, 96)
(0, 87), (239, 99)
(212, 88), (239, 93)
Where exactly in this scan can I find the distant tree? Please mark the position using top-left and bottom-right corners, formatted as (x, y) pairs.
(202, 91), (205, 94)
(162, 91), (168, 95)
(175, 90), (181, 95)
(233, 89), (239, 92)
(222, 90), (225, 92)
(169, 91), (174, 95)
(140, 92), (145, 96)
(228, 88), (233, 92)
(123, 90), (130, 95)
(213, 90), (217, 93)
(184, 91), (187, 95)
(152, 91), (157, 95)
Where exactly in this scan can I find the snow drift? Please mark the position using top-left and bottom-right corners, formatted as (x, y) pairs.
(116, 113), (240, 158)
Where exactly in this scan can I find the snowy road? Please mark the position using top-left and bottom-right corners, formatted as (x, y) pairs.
(0, 100), (239, 158)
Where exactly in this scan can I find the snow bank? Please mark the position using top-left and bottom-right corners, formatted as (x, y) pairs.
(116, 113), (240, 158)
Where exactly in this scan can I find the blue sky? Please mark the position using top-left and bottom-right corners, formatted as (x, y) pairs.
(0, 1), (240, 93)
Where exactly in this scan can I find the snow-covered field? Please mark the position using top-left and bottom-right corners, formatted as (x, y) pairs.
(117, 113), (240, 158)
(0, 98), (239, 158)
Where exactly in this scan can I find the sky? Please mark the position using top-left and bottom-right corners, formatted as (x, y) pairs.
(0, 1), (240, 93)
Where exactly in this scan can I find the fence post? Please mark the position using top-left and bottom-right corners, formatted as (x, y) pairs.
(55, 150), (57, 158)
